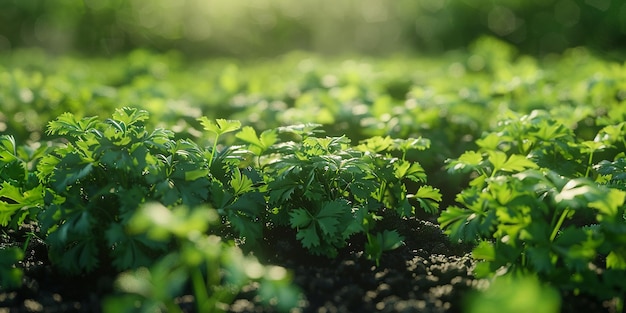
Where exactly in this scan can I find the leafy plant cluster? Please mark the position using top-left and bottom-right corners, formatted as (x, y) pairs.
(0, 107), (438, 310)
(0, 108), (294, 311)
(199, 116), (441, 261)
(439, 109), (626, 308)
(3, 38), (625, 160)
(1, 37), (626, 311)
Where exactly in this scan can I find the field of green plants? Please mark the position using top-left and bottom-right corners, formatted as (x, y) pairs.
(1, 33), (625, 312)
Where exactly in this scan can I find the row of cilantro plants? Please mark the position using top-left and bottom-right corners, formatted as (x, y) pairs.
(441, 110), (626, 310)
(3, 105), (626, 311)
(1, 37), (626, 311)
(0, 107), (440, 312)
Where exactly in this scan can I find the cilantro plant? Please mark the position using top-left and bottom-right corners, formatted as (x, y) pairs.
(439, 109), (626, 307)
(0, 135), (48, 228)
(1, 107), (440, 293)
(36, 107), (213, 273)
(197, 119), (267, 249)
(234, 124), (441, 262)
(0, 134), (49, 289)
(0, 108), (300, 308)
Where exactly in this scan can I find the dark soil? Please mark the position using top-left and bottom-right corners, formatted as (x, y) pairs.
(0, 218), (615, 313)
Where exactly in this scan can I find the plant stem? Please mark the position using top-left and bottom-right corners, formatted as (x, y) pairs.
(585, 150), (594, 178)
(208, 134), (220, 169)
(550, 207), (571, 241)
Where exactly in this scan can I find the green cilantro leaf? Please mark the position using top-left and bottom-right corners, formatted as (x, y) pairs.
(230, 167), (254, 196)
(413, 185), (442, 214)
(198, 118), (241, 136)
(289, 208), (312, 228)
(296, 226), (320, 248)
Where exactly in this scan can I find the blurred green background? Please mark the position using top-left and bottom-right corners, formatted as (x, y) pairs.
(1, 0), (625, 57)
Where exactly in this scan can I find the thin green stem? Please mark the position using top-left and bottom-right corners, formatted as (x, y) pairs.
(584, 150), (594, 178)
(208, 134), (220, 169)
(550, 207), (571, 242)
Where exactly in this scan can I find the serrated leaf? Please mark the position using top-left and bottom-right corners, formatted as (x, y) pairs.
(379, 230), (404, 251)
(226, 191), (265, 217)
(488, 151), (508, 172)
(551, 226), (599, 272)
(198, 117), (241, 135)
(595, 122), (626, 144)
(438, 205), (494, 242)
(396, 197), (413, 217)
(357, 136), (394, 152)
(472, 241), (495, 261)
(0, 181), (25, 203)
(317, 201), (343, 236)
(47, 113), (99, 136)
(317, 217), (339, 236)
(277, 123), (323, 136)
(475, 132), (502, 150)
(500, 154), (538, 172)
(472, 261), (495, 278)
(607, 250), (626, 269)
(155, 179), (179, 206)
(180, 178), (211, 206)
(581, 140), (607, 153)
(0, 135), (18, 164)
(236, 126), (277, 156)
(106, 118), (127, 134)
(414, 185), (442, 214)
(393, 137), (430, 152)
(489, 152), (537, 174)
(438, 205), (467, 231)
(589, 188), (626, 217)
(415, 185), (442, 202)
(296, 226), (320, 248)
(230, 167), (254, 196)
(448, 150), (483, 172)
(111, 107), (149, 126)
(317, 199), (348, 218)
(270, 186), (294, 204)
(349, 179), (377, 201)
(394, 160), (426, 182)
(289, 208), (312, 228)
(236, 126), (263, 147)
(0, 182), (44, 226)
(259, 129), (278, 147)
(50, 154), (94, 192)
